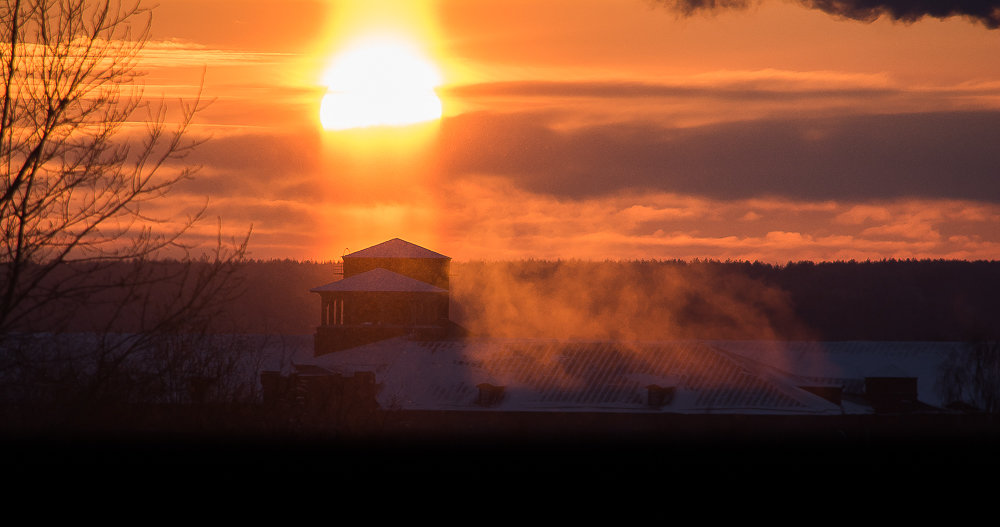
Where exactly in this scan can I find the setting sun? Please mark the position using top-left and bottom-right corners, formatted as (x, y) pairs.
(319, 36), (443, 130)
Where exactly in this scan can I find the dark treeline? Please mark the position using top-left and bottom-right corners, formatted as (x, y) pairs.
(450, 258), (1000, 342)
(4, 258), (1000, 460)
(28, 258), (1000, 341)
(743, 259), (1000, 341)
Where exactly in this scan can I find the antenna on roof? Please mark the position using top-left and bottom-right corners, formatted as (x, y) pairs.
(342, 247), (350, 257)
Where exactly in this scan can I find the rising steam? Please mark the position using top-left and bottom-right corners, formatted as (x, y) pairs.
(449, 260), (813, 341)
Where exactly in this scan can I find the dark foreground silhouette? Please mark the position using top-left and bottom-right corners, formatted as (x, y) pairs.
(4, 258), (1000, 479)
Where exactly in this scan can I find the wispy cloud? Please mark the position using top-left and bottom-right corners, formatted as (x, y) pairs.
(432, 176), (1000, 262)
(139, 39), (299, 68)
(442, 71), (1000, 131)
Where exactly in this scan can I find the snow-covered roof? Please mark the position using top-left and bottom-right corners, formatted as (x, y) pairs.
(343, 238), (449, 260)
(310, 268), (447, 293)
(712, 340), (958, 405)
(298, 338), (907, 415)
(253, 336), (967, 415)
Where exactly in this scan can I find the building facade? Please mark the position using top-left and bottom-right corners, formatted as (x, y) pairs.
(311, 238), (454, 355)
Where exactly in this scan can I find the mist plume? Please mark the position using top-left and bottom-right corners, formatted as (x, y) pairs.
(449, 260), (813, 341)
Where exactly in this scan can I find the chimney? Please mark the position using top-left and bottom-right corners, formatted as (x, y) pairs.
(865, 376), (918, 413)
(476, 383), (505, 407)
(646, 385), (676, 408)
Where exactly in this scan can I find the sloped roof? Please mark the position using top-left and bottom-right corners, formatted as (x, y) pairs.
(253, 337), (963, 414)
(713, 340), (953, 403)
(306, 338), (852, 415)
(343, 238), (449, 260)
(310, 268), (446, 293)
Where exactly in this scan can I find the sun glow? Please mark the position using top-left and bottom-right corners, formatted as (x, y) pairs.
(319, 36), (443, 130)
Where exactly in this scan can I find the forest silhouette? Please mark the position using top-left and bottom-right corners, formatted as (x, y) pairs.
(30, 258), (1000, 342)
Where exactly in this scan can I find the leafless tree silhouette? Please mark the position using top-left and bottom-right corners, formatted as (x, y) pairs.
(938, 339), (1000, 414)
(0, 0), (253, 429)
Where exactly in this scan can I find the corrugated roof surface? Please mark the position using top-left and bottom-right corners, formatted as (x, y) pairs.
(712, 340), (956, 403)
(343, 238), (449, 260)
(310, 268), (447, 293)
(309, 338), (852, 414)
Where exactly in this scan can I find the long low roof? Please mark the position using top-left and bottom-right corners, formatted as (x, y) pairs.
(310, 268), (447, 293)
(299, 338), (895, 415)
(251, 337), (966, 415)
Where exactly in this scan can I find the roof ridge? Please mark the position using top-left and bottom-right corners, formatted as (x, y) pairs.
(344, 238), (450, 259)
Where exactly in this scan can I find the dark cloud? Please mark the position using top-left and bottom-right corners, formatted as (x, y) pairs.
(436, 110), (1000, 202)
(444, 80), (898, 101)
(650, 0), (757, 16)
(655, 0), (1000, 28)
(205, 200), (318, 230)
(181, 132), (320, 176)
(803, 0), (1000, 28)
(170, 131), (323, 200)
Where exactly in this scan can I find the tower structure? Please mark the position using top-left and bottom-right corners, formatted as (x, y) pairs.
(310, 238), (452, 355)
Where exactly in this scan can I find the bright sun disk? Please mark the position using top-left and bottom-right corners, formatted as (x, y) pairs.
(320, 36), (443, 130)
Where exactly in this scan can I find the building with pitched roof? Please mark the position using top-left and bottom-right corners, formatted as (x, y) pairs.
(288, 239), (978, 440)
(342, 237), (450, 289)
(310, 239), (456, 354)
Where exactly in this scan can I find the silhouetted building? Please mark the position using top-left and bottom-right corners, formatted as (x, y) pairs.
(256, 337), (982, 443)
(342, 238), (450, 289)
(286, 240), (979, 440)
(311, 239), (454, 355)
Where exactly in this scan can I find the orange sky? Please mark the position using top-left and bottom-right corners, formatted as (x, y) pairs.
(139, 0), (1000, 262)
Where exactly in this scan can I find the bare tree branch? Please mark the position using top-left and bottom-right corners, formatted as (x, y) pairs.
(0, 1), (254, 425)
(1, 0), (242, 334)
